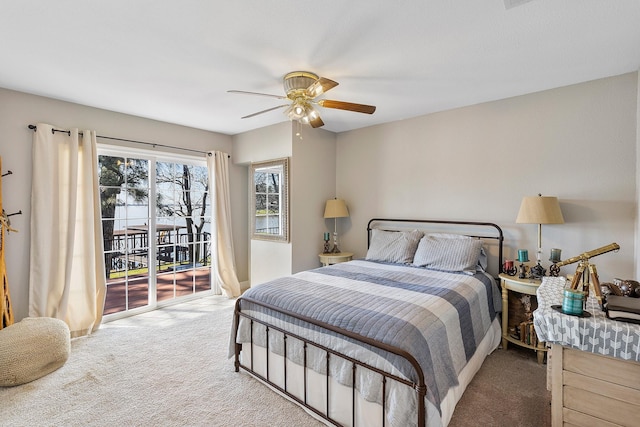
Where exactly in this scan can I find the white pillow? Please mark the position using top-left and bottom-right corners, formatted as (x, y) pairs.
(366, 229), (424, 264)
(412, 234), (483, 274)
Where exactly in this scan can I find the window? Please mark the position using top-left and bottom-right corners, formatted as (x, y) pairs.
(250, 158), (289, 242)
(98, 147), (212, 318)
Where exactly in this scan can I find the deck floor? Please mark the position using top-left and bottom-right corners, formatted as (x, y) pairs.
(104, 268), (211, 315)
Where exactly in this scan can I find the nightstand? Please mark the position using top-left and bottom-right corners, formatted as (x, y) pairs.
(499, 273), (546, 364)
(318, 252), (353, 266)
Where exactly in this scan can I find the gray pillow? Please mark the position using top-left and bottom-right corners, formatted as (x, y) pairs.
(366, 229), (424, 264)
(413, 234), (483, 273)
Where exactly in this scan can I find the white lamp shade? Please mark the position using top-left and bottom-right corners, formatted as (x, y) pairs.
(516, 195), (564, 224)
(324, 199), (349, 219)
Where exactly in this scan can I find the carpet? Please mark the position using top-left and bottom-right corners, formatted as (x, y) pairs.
(0, 296), (550, 426)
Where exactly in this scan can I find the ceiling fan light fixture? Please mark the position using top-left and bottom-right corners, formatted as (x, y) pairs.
(294, 104), (305, 116)
(231, 71), (375, 129)
(307, 106), (319, 120)
(285, 100), (308, 121)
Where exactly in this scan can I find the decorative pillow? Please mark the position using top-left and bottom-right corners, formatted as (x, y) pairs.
(366, 229), (424, 264)
(412, 234), (484, 273)
(0, 317), (70, 387)
(428, 233), (488, 271)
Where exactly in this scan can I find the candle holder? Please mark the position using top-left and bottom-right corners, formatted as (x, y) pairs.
(323, 233), (331, 254)
(502, 260), (517, 276)
(548, 248), (562, 277)
(517, 249), (529, 279)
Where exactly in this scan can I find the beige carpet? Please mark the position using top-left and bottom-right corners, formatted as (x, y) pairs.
(0, 295), (550, 426)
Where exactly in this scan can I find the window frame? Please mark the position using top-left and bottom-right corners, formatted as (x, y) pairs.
(250, 157), (289, 243)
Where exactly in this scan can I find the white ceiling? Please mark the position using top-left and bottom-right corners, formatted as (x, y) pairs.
(1, 1), (639, 135)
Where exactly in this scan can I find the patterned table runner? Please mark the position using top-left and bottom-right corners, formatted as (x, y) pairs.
(533, 276), (640, 361)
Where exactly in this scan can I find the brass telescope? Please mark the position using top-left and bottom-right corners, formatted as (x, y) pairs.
(550, 243), (620, 308)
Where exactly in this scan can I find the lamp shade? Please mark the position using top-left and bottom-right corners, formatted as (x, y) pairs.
(516, 195), (564, 224)
(324, 199), (349, 219)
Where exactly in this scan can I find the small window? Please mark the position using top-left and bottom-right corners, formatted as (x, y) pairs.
(250, 158), (289, 242)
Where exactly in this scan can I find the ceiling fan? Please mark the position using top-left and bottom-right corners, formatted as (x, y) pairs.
(228, 71), (376, 128)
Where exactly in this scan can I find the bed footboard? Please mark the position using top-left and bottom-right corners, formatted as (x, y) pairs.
(233, 296), (427, 427)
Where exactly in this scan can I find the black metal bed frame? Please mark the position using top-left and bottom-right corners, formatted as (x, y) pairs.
(233, 218), (504, 427)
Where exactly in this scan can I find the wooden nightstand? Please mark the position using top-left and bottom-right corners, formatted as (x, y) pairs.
(499, 273), (546, 364)
(318, 252), (353, 266)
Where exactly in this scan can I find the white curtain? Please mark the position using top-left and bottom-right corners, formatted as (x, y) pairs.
(208, 151), (241, 297)
(29, 123), (106, 338)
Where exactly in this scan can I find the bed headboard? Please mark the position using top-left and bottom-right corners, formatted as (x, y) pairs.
(367, 218), (504, 278)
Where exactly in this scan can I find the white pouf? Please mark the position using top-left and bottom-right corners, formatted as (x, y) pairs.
(0, 317), (70, 387)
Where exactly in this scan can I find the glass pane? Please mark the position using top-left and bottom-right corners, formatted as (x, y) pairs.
(98, 155), (125, 186)
(268, 173), (280, 193)
(126, 273), (149, 311)
(256, 193), (266, 212)
(255, 171), (267, 193)
(157, 270), (176, 302)
(124, 189), (149, 211)
(268, 195), (280, 214)
(193, 266), (211, 293)
(174, 268), (194, 297)
(125, 158), (149, 189)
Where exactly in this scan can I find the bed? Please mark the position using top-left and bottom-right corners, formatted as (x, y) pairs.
(231, 219), (504, 427)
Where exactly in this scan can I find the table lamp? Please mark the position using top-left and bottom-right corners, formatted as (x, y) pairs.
(516, 194), (564, 278)
(324, 198), (349, 253)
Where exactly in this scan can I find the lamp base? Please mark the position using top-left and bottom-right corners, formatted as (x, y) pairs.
(331, 231), (341, 253)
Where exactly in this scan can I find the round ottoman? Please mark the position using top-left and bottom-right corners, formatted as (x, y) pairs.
(0, 317), (70, 387)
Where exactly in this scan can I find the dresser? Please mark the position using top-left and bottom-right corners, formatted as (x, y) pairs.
(533, 277), (640, 427)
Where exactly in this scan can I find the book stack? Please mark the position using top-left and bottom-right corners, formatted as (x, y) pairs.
(606, 295), (640, 324)
(511, 320), (538, 347)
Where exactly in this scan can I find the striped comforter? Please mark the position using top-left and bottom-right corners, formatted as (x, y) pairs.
(234, 260), (499, 426)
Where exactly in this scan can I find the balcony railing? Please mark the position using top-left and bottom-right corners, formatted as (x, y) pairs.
(102, 226), (212, 315)
(103, 226), (210, 277)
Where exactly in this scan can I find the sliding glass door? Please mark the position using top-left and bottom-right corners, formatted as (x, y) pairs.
(155, 161), (211, 303)
(98, 148), (212, 318)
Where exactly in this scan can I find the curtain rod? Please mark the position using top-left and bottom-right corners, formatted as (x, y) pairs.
(27, 125), (229, 158)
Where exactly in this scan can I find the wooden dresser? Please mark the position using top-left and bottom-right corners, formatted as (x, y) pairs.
(550, 344), (640, 427)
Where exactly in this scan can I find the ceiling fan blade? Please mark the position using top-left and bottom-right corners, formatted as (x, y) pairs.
(305, 77), (339, 98)
(317, 99), (376, 114)
(309, 114), (324, 128)
(228, 90), (287, 100)
(241, 104), (289, 119)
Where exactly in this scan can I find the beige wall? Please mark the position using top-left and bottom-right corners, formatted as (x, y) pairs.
(2, 71), (638, 320)
(0, 87), (248, 321)
(336, 73), (638, 282)
(233, 122), (337, 285)
(291, 127), (337, 273)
